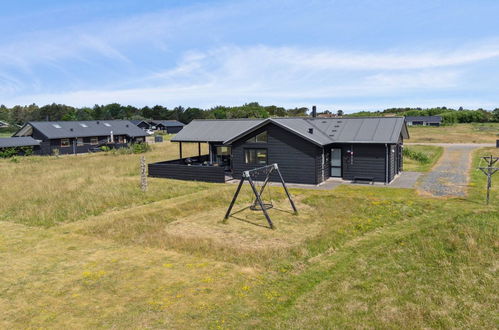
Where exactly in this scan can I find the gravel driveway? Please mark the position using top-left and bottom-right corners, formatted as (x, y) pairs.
(418, 144), (484, 197)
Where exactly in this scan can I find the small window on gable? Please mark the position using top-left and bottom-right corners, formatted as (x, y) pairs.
(61, 138), (70, 147)
(246, 131), (267, 143)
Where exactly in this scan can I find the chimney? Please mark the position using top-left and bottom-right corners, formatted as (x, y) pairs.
(312, 105), (317, 118)
(308, 128), (314, 134)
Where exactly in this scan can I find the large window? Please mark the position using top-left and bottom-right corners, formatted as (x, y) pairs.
(90, 137), (99, 145)
(246, 131), (267, 143)
(245, 149), (267, 165)
(216, 146), (231, 155)
(61, 139), (70, 147)
(77, 138), (84, 146)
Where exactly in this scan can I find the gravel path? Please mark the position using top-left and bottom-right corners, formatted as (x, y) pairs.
(418, 144), (480, 197)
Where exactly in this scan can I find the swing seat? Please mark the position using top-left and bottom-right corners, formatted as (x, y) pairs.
(250, 202), (274, 211)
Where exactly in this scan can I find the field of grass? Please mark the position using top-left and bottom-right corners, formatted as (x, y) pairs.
(403, 145), (443, 172)
(0, 141), (497, 328)
(408, 123), (499, 143)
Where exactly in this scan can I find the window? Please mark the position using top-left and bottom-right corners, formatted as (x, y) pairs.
(90, 137), (99, 145)
(135, 137), (144, 143)
(245, 149), (267, 165)
(246, 131), (267, 143)
(216, 146), (231, 155)
(61, 139), (70, 147)
(117, 136), (124, 143)
(77, 138), (84, 146)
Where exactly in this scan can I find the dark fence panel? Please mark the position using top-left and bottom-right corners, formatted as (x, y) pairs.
(148, 155), (225, 183)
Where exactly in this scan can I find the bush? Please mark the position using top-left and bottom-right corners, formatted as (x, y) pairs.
(403, 147), (430, 164)
(0, 146), (33, 158)
(100, 146), (111, 152)
(111, 143), (151, 155)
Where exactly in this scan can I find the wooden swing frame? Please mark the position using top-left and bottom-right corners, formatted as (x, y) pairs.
(223, 163), (298, 229)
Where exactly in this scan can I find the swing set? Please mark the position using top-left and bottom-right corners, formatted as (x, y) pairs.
(223, 163), (298, 229)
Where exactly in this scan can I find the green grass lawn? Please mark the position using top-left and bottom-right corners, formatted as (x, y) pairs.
(403, 144), (443, 172)
(0, 142), (497, 328)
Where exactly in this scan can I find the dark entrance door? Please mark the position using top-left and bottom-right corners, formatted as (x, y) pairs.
(331, 148), (342, 177)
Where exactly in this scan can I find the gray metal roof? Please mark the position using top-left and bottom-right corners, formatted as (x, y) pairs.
(151, 120), (185, 127)
(172, 119), (264, 142)
(14, 120), (147, 139)
(0, 137), (40, 148)
(173, 117), (408, 145)
(405, 116), (442, 123)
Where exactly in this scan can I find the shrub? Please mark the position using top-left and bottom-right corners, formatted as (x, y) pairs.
(111, 143), (151, 155)
(0, 146), (33, 158)
(100, 146), (111, 152)
(403, 147), (430, 164)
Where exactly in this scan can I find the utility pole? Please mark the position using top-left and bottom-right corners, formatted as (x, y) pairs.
(478, 155), (498, 204)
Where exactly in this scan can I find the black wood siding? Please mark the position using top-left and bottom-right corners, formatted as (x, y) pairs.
(166, 126), (183, 134)
(325, 143), (388, 182)
(148, 155), (225, 183)
(231, 123), (321, 184)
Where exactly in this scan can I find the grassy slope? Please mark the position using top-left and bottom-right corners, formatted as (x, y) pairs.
(408, 123), (499, 143)
(0, 142), (497, 328)
(403, 145), (443, 172)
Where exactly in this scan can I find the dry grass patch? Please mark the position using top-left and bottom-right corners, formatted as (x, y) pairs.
(76, 186), (321, 267)
(0, 221), (262, 329)
(408, 123), (499, 143)
(0, 141), (209, 227)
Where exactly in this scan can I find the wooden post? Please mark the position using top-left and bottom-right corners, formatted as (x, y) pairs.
(478, 155), (498, 205)
(179, 142), (183, 159)
(140, 156), (147, 192)
(198, 142), (201, 157)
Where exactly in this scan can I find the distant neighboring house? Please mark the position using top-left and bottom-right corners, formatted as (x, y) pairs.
(13, 120), (147, 155)
(130, 120), (152, 130)
(151, 120), (185, 134)
(405, 116), (442, 126)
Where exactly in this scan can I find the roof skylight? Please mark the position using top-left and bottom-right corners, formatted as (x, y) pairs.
(103, 123), (111, 127)
(80, 123), (88, 127)
(52, 124), (61, 128)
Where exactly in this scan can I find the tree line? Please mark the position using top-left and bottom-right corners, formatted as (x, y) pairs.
(0, 102), (497, 126)
(349, 107), (499, 124)
(0, 102), (309, 126)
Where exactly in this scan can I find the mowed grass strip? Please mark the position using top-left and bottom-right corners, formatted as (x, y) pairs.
(408, 123), (499, 143)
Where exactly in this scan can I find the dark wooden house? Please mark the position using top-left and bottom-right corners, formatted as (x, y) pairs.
(13, 120), (147, 155)
(405, 116), (442, 126)
(149, 117), (409, 185)
(0, 137), (41, 155)
(151, 120), (185, 134)
(130, 120), (152, 130)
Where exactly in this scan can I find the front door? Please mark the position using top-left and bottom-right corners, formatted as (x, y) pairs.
(331, 148), (342, 177)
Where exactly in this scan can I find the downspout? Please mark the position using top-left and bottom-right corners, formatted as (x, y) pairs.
(385, 143), (389, 185)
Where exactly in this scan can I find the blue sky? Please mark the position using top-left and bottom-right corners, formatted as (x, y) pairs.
(1, 0), (499, 112)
